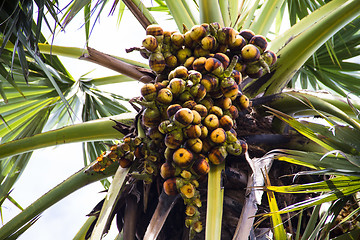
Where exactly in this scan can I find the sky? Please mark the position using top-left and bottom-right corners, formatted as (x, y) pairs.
(1, 2), (176, 240)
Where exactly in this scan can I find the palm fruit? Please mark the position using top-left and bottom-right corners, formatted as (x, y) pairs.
(163, 52), (178, 68)
(148, 127), (164, 141)
(156, 88), (173, 104)
(193, 104), (207, 119)
(245, 63), (263, 79)
(191, 110), (202, 124)
(194, 45), (210, 57)
(199, 97), (214, 110)
(165, 130), (184, 149)
(249, 35), (268, 52)
(219, 115), (234, 131)
(146, 24), (164, 43)
(163, 178), (178, 196)
(173, 148), (193, 167)
(190, 83), (207, 102)
(171, 31), (185, 47)
(141, 83), (157, 101)
(184, 56), (196, 69)
(192, 221), (203, 233)
(215, 97), (232, 110)
(119, 157), (132, 168)
(239, 29), (255, 42)
(229, 34), (246, 51)
(209, 106), (223, 117)
(142, 35), (158, 52)
(192, 57), (207, 72)
(239, 94), (250, 109)
(184, 124), (202, 139)
(184, 31), (194, 48)
(231, 70), (242, 84)
(164, 147), (175, 161)
(220, 77), (239, 99)
(227, 105), (239, 119)
(210, 127), (227, 144)
(201, 74), (219, 92)
(214, 53), (230, 69)
(205, 57), (224, 76)
(192, 155), (210, 176)
(201, 35), (216, 51)
(226, 140), (243, 156)
(174, 108), (194, 127)
(149, 52), (166, 73)
(241, 44), (261, 62)
(178, 90), (194, 102)
(168, 78), (186, 96)
(190, 25), (207, 42)
(166, 104), (182, 119)
(182, 100), (197, 109)
(185, 138), (203, 153)
(142, 107), (161, 128)
(239, 139), (248, 154)
(188, 70), (202, 84)
(160, 162), (176, 179)
(217, 27), (237, 45)
(200, 125), (208, 139)
(208, 145), (228, 165)
(263, 50), (277, 66)
(158, 120), (172, 134)
(180, 170), (192, 179)
(177, 48), (192, 64)
(203, 114), (219, 130)
(173, 66), (189, 79)
(163, 30), (172, 44)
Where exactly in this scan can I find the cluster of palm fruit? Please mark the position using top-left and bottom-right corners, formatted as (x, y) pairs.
(91, 22), (277, 238)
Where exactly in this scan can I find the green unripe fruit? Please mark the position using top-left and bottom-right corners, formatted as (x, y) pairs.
(165, 130), (184, 149)
(199, 97), (214, 110)
(148, 127), (164, 141)
(177, 48), (192, 64)
(156, 88), (173, 104)
(142, 108), (161, 128)
(184, 31), (194, 48)
(245, 64), (263, 79)
(226, 141), (243, 156)
(163, 52), (178, 68)
(218, 27), (237, 45)
(263, 50), (277, 66)
(158, 120), (172, 134)
(194, 45), (210, 57)
(178, 90), (194, 102)
(188, 70), (202, 84)
(142, 35), (158, 52)
(190, 83), (207, 102)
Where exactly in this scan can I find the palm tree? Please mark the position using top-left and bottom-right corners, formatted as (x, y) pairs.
(1, 0), (360, 239)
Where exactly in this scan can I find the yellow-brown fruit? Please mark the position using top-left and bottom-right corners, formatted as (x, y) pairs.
(158, 120), (171, 134)
(210, 128), (226, 144)
(168, 78), (186, 95)
(163, 178), (178, 196)
(156, 88), (173, 104)
(141, 83), (157, 101)
(263, 50), (277, 66)
(185, 138), (203, 153)
(174, 66), (189, 79)
(191, 110), (202, 124)
(208, 146), (228, 165)
(209, 106), (223, 117)
(178, 91), (194, 102)
(193, 104), (208, 118)
(199, 97), (214, 110)
(214, 53), (230, 69)
(190, 83), (207, 102)
(119, 157), (132, 168)
(217, 44), (228, 53)
(180, 183), (195, 198)
(142, 108), (161, 128)
(163, 52), (178, 68)
(201, 74), (219, 92)
(205, 57), (224, 76)
(229, 34), (246, 51)
(188, 70), (202, 84)
(231, 70), (242, 85)
(177, 48), (192, 64)
(228, 105), (239, 119)
(190, 25), (207, 42)
(221, 77), (239, 99)
(192, 57), (207, 72)
(201, 35), (216, 51)
(215, 97), (232, 110)
(239, 94), (250, 109)
(200, 125), (209, 139)
(165, 130), (184, 149)
(149, 52), (166, 73)
(245, 64), (263, 79)
(241, 44), (260, 62)
(192, 155), (210, 176)
(239, 139), (248, 154)
(142, 35), (158, 52)
(239, 29), (255, 42)
(201, 138), (214, 153)
(220, 115), (234, 131)
(184, 124), (202, 139)
(146, 24), (163, 37)
(184, 31), (194, 48)
(184, 56), (195, 69)
(182, 100), (197, 109)
(174, 108), (194, 127)
(194, 45), (210, 57)
(218, 27), (237, 45)
(171, 31), (185, 46)
(160, 162), (176, 179)
(167, 104), (182, 118)
(163, 30), (171, 44)
(249, 35), (268, 52)
(203, 114), (219, 130)
(173, 148), (193, 167)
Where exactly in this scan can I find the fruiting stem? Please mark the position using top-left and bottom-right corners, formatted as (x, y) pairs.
(206, 162), (225, 240)
(223, 55), (239, 77)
